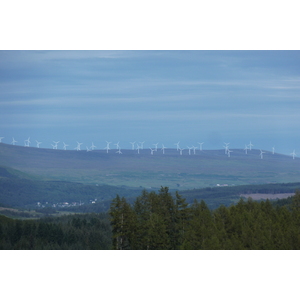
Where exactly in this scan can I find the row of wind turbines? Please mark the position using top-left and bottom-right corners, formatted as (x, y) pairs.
(0, 137), (297, 159)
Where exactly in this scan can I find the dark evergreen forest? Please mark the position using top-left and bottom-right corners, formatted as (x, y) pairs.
(1, 187), (300, 250)
(110, 187), (300, 250)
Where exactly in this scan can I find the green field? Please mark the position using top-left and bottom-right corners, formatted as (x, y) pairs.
(1, 143), (300, 189)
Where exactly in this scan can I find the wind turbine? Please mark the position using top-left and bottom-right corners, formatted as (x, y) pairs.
(192, 146), (197, 155)
(36, 140), (42, 148)
(244, 144), (248, 154)
(223, 143), (230, 154)
(149, 148), (155, 155)
(248, 141), (254, 151)
(136, 144), (141, 154)
(153, 143), (159, 151)
(114, 142), (120, 150)
(187, 146), (192, 155)
(179, 148), (184, 155)
(0, 137), (4, 143)
(86, 146), (91, 152)
(24, 137), (31, 147)
(139, 141), (145, 149)
(53, 141), (60, 150)
(75, 141), (82, 151)
(259, 150), (265, 159)
(130, 142), (135, 150)
(290, 150), (296, 160)
(63, 142), (69, 150)
(227, 149), (233, 157)
(161, 144), (167, 154)
(90, 142), (96, 150)
(116, 148), (122, 154)
(198, 142), (204, 151)
(104, 141), (111, 153)
(175, 142), (180, 151)
(272, 147), (275, 154)
(12, 138), (17, 145)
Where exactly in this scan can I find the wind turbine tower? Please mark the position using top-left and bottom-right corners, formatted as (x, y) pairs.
(75, 141), (82, 151)
(130, 142), (135, 150)
(63, 142), (69, 150)
(291, 150), (296, 160)
(139, 141), (145, 149)
(179, 148), (184, 155)
(90, 142), (96, 150)
(198, 142), (204, 151)
(36, 140), (42, 148)
(105, 141), (111, 153)
(259, 150), (265, 159)
(244, 145), (248, 154)
(24, 137), (31, 147)
(227, 149), (233, 157)
(53, 141), (60, 150)
(248, 141), (254, 151)
(161, 144), (167, 154)
(175, 142), (180, 151)
(223, 143), (230, 154)
(272, 147), (275, 155)
(187, 146), (192, 155)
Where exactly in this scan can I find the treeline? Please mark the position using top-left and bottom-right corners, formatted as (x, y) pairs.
(110, 187), (300, 250)
(0, 213), (112, 250)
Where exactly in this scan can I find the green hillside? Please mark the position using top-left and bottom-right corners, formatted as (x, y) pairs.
(1, 142), (300, 189)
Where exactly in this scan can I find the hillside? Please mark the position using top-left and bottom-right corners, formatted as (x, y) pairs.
(1, 142), (300, 189)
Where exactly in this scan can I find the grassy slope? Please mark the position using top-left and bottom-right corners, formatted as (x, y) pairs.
(1, 143), (300, 189)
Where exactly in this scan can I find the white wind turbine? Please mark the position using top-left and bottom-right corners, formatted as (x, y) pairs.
(290, 150), (296, 160)
(139, 141), (145, 149)
(136, 144), (141, 154)
(244, 144), (248, 154)
(24, 137), (31, 147)
(223, 143), (230, 154)
(36, 140), (42, 148)
(53, 141), (60, 150)
(149, 148), (155, 155)
(153, 143), (159, 151)
(272, 147), (275, 154)
(86, 146), (91, 152)
(104, 141), (111, 153)
(161, 144), (167, 154)
(198, 142), (204, 151)
(114, 142), (120, 150)
(116, 148), (122, 154)
(259, 150), (265, 159)
(248, 141), (254, 151)
(90, 142), (96, 150)
(187, 146), (192, 155)
(12, 138), (17, 145)
(175, 142), (180, 151)
(227, 149), (233, 157)
(0, 137), (4, 143)
(179, 148), (184, 155)
(192, 146), (197, 155)
(63, 142), (69, 150)
(130, 142), (135, 150)
(75, 141), (82, 151)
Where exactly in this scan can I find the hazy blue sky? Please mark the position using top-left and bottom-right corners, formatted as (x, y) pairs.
(1, 50), (300, 154)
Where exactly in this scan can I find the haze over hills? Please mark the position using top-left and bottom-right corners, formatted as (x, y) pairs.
(1, 142), (300, 190)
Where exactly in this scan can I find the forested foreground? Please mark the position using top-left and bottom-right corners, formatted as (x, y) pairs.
(110, 187), (300, 250)
(0, 213), (112, 250)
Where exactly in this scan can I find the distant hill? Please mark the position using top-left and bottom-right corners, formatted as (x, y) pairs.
(0, 165), (143, 209)
(1, 142), (300, 189)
